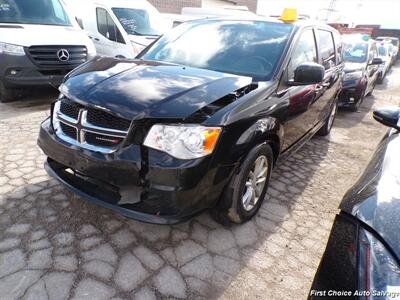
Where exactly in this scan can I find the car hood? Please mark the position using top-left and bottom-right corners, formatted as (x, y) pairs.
(344, 62), (365, 73)
(61, 57), (254, 121)
(0, 24), (92, 47)
(340, 131), (400, 259)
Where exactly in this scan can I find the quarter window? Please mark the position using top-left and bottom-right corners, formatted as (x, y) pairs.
(288, 29), (317, 80)
(96, 8), (125, 44)
(318, 30), (336, 70)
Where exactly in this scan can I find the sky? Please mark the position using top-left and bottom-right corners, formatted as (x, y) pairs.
(256, 0), (400, 29)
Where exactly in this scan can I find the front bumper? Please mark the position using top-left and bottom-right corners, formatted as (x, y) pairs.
(38, 118), (234, 224)
(338, 79), (365, 107)
(1, 52), (76, 89)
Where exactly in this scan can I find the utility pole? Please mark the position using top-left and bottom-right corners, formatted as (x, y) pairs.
(325, 0), (337, 22)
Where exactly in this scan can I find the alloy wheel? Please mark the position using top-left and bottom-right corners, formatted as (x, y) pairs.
(242, 155), (269, 211)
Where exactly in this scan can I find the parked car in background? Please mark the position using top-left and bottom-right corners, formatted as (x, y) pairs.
(162, 13), (199, 28)
(38, 15), (343, 225)
(339, 37), (382, 111)
(0, 0), (96, 103)
(310, 106), (400, 299)
(181, 6), (258, 19)
(377, 42), (393, 83)
(72, 0), (170, 59)
(376, 36), (399, 59)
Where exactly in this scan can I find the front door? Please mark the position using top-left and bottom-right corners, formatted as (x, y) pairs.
(94, 7), (127, 57)
(282, 28), (321, 150)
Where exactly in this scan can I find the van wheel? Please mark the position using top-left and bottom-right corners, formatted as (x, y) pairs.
(211, 144), (273, 225)
(317, 101), (338, 136)
(0, 83), (18, 103)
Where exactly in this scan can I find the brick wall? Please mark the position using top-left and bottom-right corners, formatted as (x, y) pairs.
(149, 0), (258, 14)
(232, 0), (257, 12)
(148, 0), (202, 14)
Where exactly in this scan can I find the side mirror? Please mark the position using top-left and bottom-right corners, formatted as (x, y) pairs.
(369, 57), (383, 65)
(373, 107), (400, 131)
(75, 17), (84, 30)
(289, 63), (325, 86)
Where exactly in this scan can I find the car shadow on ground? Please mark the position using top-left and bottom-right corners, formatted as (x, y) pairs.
(335, 92), (376, 129)
(0, 87), (57, 120)
(0, 135), (330, 299)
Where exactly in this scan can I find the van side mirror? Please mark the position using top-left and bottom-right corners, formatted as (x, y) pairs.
(75, 17), (84, 29)
(373, 107), (400, 131)
(369, 57), (383, 65)
(289, 63), (325, 86)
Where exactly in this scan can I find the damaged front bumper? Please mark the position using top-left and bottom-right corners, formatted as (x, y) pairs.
(38, 118), (234, 224)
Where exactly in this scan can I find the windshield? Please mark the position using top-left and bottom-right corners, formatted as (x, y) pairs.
(343, 42), (368, 63)
(378, 46), (388, 56)
(0, 0), (71, 26)
(141, 20), (293, 80)
(112, 7), (163, 36)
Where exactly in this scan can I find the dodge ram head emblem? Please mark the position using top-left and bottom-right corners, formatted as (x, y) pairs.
(57, 49), (70, 62)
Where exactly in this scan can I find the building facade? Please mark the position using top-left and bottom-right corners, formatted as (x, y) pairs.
(148, 0), (258, 14)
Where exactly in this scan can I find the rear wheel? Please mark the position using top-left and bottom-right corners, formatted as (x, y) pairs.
(317, 100), (338, 136)
(211, 144), (273, 225)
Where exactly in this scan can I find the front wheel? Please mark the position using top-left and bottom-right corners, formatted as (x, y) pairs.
(317, 101), (338, 136)
(211, 144), (273, 225)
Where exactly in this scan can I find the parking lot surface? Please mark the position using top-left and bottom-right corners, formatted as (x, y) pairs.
(0, 66), (399, 300)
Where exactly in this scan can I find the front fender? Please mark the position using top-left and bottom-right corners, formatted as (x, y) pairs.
(236, 117), (283, 163)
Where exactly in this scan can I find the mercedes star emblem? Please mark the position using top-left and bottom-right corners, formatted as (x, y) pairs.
(57, 49), (70, 62)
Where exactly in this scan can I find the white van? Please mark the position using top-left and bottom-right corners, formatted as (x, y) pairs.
(0, 0), (96, 102)
(74, 0), (170, 59)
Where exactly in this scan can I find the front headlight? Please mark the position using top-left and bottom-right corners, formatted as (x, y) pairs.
(0, 42), (25, 56)
(344, 71), (363, 81)
(144, 124), (222, 160)
(358, 228), (400, 298)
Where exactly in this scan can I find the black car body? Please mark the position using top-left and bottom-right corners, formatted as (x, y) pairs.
(38, 18), (343, 224)
(310, 108), (400, 298)
(339, 37), (382, 111)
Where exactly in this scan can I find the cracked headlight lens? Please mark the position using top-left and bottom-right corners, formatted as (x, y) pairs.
(144, 124), (222, 160)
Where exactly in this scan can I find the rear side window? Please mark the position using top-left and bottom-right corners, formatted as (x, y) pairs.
(318, 30), (336, 70)
(333, 31), (343, 64)
(288, 29), (317, 80)
(96, 7), (125, 44)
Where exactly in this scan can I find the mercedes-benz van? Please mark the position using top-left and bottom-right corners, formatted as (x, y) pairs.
(0, 0), (96, 102)
(72, 0), (170, 59)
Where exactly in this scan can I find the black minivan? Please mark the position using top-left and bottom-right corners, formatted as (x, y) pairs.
(38, 17), (344, 224)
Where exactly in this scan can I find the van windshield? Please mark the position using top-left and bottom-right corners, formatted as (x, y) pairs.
(0, 0), (71, 26)
(112, 7), (163, 36)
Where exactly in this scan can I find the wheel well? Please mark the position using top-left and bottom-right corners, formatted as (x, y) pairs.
(266, 136), (280, 166)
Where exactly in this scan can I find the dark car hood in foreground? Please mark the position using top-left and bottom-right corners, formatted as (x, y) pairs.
(62, 57), (254, 121)
(340, 130), (400, 259)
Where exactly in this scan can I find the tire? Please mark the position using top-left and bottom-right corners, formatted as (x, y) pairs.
(0, 82), (18, 103)
(211, 144), (274, 225)
(350, 85), (367, 112)
(366, 80), (376, 97)
(317, 100), (338, 136)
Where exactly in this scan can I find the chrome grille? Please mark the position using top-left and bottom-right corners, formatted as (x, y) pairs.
(28, 45), (87, 69)
(53, 99), (131, 153)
